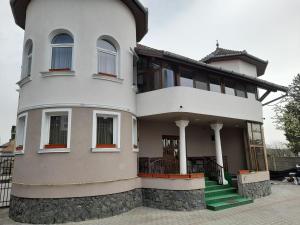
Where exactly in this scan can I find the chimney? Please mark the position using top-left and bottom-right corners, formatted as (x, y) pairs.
(10, 126), (16, 141)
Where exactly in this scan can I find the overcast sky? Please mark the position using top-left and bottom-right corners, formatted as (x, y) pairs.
(0, 0), (299, 146)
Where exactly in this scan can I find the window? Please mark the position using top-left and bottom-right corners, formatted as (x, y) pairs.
(137, 60), (161, 92)
(92, 110), (121, 152)
(180, 69), (194, 87)
(235, 83), (247, 98)
(195, 76), (209, 90)
(162, 68), (175, 88)
(209, 76), (222, 93)
(224, 80), (235, 96)
(247, 122), (263, 145)
(97, 38), (118, 76)
(51, 33), (74, 70)
(247, 85), (258, 100)
(132, 116), (138, 150)
(40, 109), (72, 153)
(16, 113), (28, 154)
(22, 40), (33, 79)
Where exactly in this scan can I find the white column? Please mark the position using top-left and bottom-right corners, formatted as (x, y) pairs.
(175, 120), (189, 175)
(210, 123), (228, 185)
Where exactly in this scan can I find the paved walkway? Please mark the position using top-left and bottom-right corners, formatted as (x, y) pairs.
(1, 183), (300, 225)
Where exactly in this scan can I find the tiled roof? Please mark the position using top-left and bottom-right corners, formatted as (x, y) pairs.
(201, 47), (247, 62)
(135, 44), (287, 93)
(201, 47), (268, 76)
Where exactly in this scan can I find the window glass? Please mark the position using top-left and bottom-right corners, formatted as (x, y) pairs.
(224, 80), (235, 96)
(52, 34), (74, 44)
(49, 115), (68, 146)
(180, 77), (194, 87)
(209, 76), (221, 93)
(16, 116), (26, 151)
(235, 83), (247, 98)
(132, 118), (138, 148)
(97, 117), (114, 145)
(162, 68), (175, 88)
(247, 85), (257, 100)
(51, 33), (73, 70)
(97, 39), (117, 75)
(195, 76), (208, 90)
(180, 70), (194, 87)
(51, 47), (72, 70)
(97, 39), (116, 52)
(22, 40), (33, 78)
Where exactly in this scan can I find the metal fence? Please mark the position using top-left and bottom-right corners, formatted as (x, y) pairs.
(0, 155), (14, 208)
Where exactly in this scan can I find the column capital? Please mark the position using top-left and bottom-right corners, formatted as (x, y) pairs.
(175, 120), (189, 128)
(210, 123), (223, 131)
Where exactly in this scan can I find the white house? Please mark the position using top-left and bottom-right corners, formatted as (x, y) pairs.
(9, 0), (287, 223)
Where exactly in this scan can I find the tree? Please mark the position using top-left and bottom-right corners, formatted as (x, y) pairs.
(274, 74), (300, 154)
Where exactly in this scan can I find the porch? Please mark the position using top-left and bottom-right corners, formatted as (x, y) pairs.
(137, 113), (268, 184)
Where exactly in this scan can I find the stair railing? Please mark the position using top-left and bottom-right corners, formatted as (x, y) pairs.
(204, 158), (224, 185)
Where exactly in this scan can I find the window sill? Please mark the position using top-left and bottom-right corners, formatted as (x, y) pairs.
(92, 73), (123, 84)
(15, 151), (25, 155)
(38, 148), (71, 154)
(41, 70), (75, 77)
(16, 76), (32, 87)
(133, 148), (139, 153)
(91, 148), (121, 153)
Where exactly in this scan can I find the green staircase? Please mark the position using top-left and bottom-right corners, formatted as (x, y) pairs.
(205, 177), (253, 211)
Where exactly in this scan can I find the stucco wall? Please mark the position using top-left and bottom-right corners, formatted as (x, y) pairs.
(19, 0), (137, 114)
(138, 120), (247, 174)
(136, 87), (263, 123)
(210, 59), (257, 77)
(12, 107), (139, 198)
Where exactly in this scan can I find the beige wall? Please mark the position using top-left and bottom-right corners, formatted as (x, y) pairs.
(138, 120), (247, 174)
(12, 107), (139, 198)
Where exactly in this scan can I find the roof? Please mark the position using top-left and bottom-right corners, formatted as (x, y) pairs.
(135, 44), (288, 93)
(10, 0), (148, 42)
(201, 47), (268, 76)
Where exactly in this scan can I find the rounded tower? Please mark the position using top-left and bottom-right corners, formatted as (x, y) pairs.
(10, 0), (148, 223)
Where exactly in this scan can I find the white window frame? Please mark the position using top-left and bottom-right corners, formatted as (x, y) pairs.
(92, 110), (121, 153)
(97, 39), (118, 77)
(39, 108), (72, 154)
(21, 40), (33, 80)
(132, 116), (139, 152)
(50, 34), (74, 71)
(15, 112), (28, 155)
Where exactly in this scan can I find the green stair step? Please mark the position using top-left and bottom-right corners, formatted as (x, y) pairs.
(205, 193), (241, 204)
(205, 184), (231, 191)
(206, 197), (253, 211)
(205, 180), (218, 186)
(205, 187), (237, 198)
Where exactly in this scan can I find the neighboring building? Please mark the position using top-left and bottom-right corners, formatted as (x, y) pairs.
(9, 0), (287, 223)
(0, 126), (16, 155)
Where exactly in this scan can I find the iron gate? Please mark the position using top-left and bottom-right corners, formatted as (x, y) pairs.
(0, 155), (14, 207)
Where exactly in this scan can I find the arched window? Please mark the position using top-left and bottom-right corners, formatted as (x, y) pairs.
(22, 40), (33, 78)
(51, 33), (74, 70)
(97, 38), (118, 76)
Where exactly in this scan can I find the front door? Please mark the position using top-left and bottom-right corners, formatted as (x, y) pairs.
(162, 135), (179, 173)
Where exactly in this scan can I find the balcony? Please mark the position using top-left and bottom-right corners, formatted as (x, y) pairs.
(136, 86), (263, 122)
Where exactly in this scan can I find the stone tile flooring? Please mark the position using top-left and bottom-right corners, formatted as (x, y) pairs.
(1, 183), (300, 225)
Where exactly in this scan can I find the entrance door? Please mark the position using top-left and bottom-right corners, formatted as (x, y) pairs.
(162, 135), (179, 173)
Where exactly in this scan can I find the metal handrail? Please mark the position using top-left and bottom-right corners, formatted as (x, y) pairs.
(204, 158), (224, 185)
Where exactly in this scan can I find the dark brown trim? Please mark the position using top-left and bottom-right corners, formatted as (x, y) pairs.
(10, 0), (148, 42)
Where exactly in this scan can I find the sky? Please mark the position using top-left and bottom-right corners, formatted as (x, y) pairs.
(0, 0), (299, 146)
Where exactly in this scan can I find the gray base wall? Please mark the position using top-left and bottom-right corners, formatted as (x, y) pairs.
(238, 180), (271, 199)
(9, 188), (206, 224)
(9, 189), (143, 224)
(142, 188), (206, 211)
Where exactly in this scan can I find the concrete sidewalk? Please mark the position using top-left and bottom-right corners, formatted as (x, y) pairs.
(1, 183), (299, 225)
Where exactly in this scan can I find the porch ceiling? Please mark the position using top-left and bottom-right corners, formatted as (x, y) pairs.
(138, 112), (247, 128)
